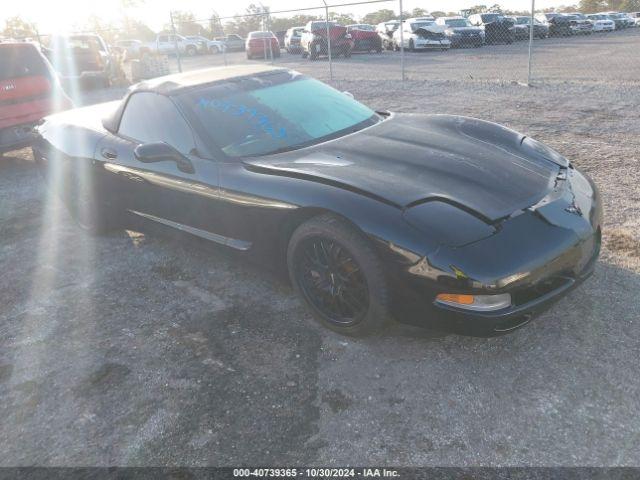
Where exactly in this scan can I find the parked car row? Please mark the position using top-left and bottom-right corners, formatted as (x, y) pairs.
(246, 10), (637, 62)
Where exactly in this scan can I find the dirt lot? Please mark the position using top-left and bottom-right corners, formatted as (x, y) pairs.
(1, 29), (639, 466)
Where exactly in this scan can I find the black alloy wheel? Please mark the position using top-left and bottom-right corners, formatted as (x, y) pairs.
(288, 214), (390, 335)
(294, 236), (369, 325)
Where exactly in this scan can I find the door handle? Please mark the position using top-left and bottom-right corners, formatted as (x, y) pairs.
(101, 148), (118, 160)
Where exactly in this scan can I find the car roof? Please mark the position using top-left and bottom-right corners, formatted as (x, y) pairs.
(103, 65), (290, 134)
(131, 65), (285, 95)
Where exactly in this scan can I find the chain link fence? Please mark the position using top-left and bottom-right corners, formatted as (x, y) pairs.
(161, 0), (639, 87)
(11, 0), (638, 101)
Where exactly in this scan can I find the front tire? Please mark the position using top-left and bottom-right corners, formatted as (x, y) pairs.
(62, 187), (121, 236)
(186, 46), (197, 56)
(287, 214), (391, 336)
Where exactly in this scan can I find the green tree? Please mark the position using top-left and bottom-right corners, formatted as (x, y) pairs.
(465, 5), (489, 14)
(2, 16), (38, 39)
(208, 12), (224, 37)
(224, 4), (267, 36)
(170, 11), (204, 36)
(411, 7), (430, 17)
(329, 12), (356, 25)
(124, 19), (156, 40)
(81, 15), (120, 44)
(361, 9), (397, 24)
(620, 0), (640, 10)
(270, 14), (321, 32)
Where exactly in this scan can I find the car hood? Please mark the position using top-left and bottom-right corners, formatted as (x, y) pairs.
(244, 114), (567, 223)
(414, 25), (446, 34)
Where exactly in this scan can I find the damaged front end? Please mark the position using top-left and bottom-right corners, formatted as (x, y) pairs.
(413, 27), (451, 49)
(394, 162), (602, 336)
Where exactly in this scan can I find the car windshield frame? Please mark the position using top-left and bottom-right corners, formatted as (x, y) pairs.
(445, 19), (471, 27)
(480, 14), (501, 23)
(176, 72), (382, 160)
(410, 21), (435, 31)
(349, 24), (375, 31)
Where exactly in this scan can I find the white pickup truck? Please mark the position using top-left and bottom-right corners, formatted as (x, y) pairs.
(141, 34), (199, 57)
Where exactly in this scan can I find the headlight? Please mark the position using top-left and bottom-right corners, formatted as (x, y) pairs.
(435, 293), (512, 311)
(445, 28), (455, 35)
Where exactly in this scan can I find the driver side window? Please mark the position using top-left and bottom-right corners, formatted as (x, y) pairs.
(118, 92), (195, 155)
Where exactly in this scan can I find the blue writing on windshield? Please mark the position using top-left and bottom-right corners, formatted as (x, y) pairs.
(197, 97), (287, 139)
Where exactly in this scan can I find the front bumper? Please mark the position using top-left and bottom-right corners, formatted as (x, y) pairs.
(0, 123), (38, 152)
(353, 38), (382, 51)
(414, 40), (451, 49)
(449, 34), (483, 46)
(391, 166), (602, 336)
(434, 235), (599, 336)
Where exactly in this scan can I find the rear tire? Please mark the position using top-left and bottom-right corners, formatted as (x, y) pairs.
(309, 43), (320, 60)
(287, 214), (391, 336)
(62, 186), (121, 236)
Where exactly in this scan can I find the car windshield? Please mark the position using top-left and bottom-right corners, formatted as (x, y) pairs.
(481, 14), (501, 22)
(445, 19), (470, 27)
(180, 74), (380, 158)
(411, 21), (435, 30)
(516, 17), (530, 24)
(350, 24), (374, 31)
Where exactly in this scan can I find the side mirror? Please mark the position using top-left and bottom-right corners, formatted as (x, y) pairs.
(134, 142), (194, 174)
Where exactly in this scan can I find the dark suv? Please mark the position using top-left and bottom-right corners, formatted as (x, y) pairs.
(467, 13), (516, 44)
(44, 34), (113, 88)
(300, 21), (354, 60)
(0, 42), (72, 154)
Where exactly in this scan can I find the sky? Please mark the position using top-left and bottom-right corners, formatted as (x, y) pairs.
(2, 0), (569, 34)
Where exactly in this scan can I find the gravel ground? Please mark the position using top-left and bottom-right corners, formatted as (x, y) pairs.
(1, 29), (639, 467)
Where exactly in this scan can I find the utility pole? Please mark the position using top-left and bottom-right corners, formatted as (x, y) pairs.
(399, 0), (405, 81)
(527, 0), (535, 85)
(170, 11), (182, 73)
(323, 0), (333, 81)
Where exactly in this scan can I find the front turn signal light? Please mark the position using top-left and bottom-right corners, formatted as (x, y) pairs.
(435, 293), (512, 312)
(436, 293), (475, 305)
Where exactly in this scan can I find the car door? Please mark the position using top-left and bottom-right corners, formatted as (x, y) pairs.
(97, 91), (225, 240)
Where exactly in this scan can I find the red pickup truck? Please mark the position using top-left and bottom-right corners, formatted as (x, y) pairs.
(0, 42), (72, 154)
(300, 21), (354, 59)
(346, 24), (383, 53)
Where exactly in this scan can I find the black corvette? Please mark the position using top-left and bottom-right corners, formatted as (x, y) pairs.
(32, 65), (602, 336)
